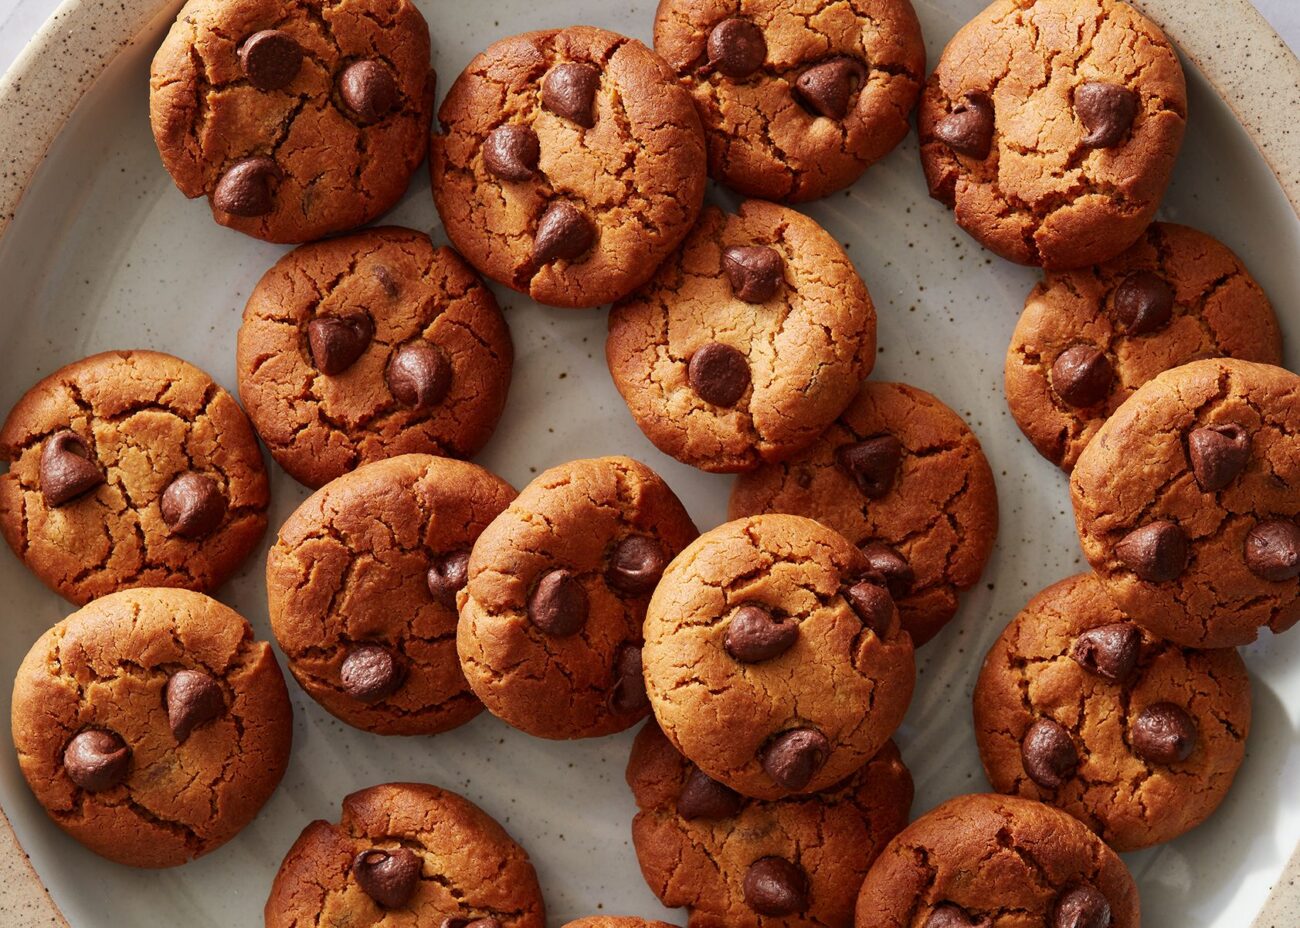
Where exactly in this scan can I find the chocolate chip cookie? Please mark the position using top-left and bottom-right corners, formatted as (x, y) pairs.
(643, 514), (915, 799)
(0, 350), (269, 604)
(150, 0), (434, 243)
(10, 588), (292, 868)
(265, 782), (544, 926)
(855, 793), (1139, 928)
(1071, 357), (1300, 648)
(653, 0), (926, 202)
(1007, 223), (1282, 470)
(919, 0), (1187, 269)
(729, 381), (998, 645)
(628, 722), (912, 927)
(237, 227), (513, 489)
(607, 200), (876, 473)
(430, 26), (707, 308)
(564, 920), (679, 928)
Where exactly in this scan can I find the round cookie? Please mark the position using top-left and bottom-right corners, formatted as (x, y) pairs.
(267, 454), (514, 736)
(607, 200), (876, 473)
(919, 0), (1187, 269)
(729, 381), (998, 645)
(0, 350), (269, 605)
(430, 26), (707, 308)
(10, 588), (293, 868)
(1007, 223), (1282, 471)
(1071, 357), (1300, 648)
(149, 0), (434, 243)
(628, 722), (912, 928)
(973, 573), (1251, 851)
(643, 514), (915, 800)
(265, 782), (544, 927)
(237, 227), (513, 489)
(458, 456), (698, 739)
(652, 0), (926, 202)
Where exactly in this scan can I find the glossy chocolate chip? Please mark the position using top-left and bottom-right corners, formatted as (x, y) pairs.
(934, 92), (994, 158)
(339, 59), (399, 122)
(794, 57), (867, 119)
(707, 17), (766, 79)
(724, 604), (798, 663)
(925, 905), (991, 928)
(353, 847), (420, 908)
(308, 314), (373, 375)
(743, 857), (809, 915)
(238, 30), (302, 91)
(1114, 520), (1188, 582)
(213, 156), (281, 216)
(1131, 702), (1197, 764)
(427, 550), (471, 607)
(1051, 345), (1112, 408)
(1054, 884), (1112, 928)
(63, 730), (129, 792)
(1075, 81), (1138, 149)
(1020, 718), (1077, 788)
(160, 472), (226, 539)
(1113, 270), (1174, 335)
(340, 645), (403, 703)
(722, 245), (783, 303)
(165, 669), (225, 742)
(837, 435), (903, 498)
(39, 429), (103, 506)
(688, 342), (750, 407)
(610, 644), (649, 713)
(845, 581), (893, 636)
(528, 568), (588, 636)
(677, 766), (744, 820)
(542, 62), (600, 127)
(760, 727), (829, 790)
(484, 124), (541, 181)
(606, 535), (667, 596)
(387, 342), (452, 410)
(859, 542), (913, 600)
(1188, 424), (1250, 493)
(1245, 519), (1300, 581)
(1070, 623), (1141, 682)
(440, 919), (502, 928)
(532, 201), (595, 265)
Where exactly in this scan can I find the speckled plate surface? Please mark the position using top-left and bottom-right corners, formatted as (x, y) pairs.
(0, 1), (1298, 926)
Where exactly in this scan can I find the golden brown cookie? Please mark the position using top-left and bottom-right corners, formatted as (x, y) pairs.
(564, 920), (680, 928)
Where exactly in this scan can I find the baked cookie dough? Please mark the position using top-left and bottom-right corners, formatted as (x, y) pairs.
(628, 722), (912, 927)
(10, 588), (292, 868)
(919, 0), (1187, 269)
(643, 514), (915, 799)
(431, 25), (707, 308)
(653, 0), (926, 202)
(729, 381), (998, 645)
(855, 793), (1139, 928)
(265, 782), (544, 926)
(237, 227), (513, 489)
(0, 350), (269, 605)
(564, 920), (679, 928)
(267, 454), (514, 736)
(1007, 223), (1282, 470)
(150, 0), (434, 243)
(607, 200), (876, 473)
(1071, 357), (1300, 648)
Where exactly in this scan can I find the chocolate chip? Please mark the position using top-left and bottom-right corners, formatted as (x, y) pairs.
(339, 59), (399, 122)
(676, 766), (744, 820)
(165, 669), (225, 742)
(160, 472), (226, 539)
(532, 200), (595, 265)
(743, 857), (809, 915)
(760, 727), (829, 790)
(1245, 519), (1300, 581)
(387, 342), (452, 410)
(1020, 718), (1078, 788)
(925, 905), (991, 928)
(707, 17), (767, 79)
(1070, 623), (1140, 682)
(606, 535), (667, 596)
(340, 645), (404, 703)
(542, 62), (600, 127)
(934, 92), (994, 158)
(1051, 345), (1112, 408)
(837, 435), (903, 498)
(1113, 271), (1174, 335)
(1131, 702), (1196, 764)
(427, 550), (470, 608)
(440, 919), (501, 928)
(39, 429), (103, 506)
(688, 342), (750, 407)
(528, 568), (588, 636)
(308, 314), (373, 375)
(859, 542), (913, 599)
(794, 56), (868, 119)
(353, 847), (420, 908)
(845, 581), (894, 636)
(213, 156), (281, 216)
(63, 730), (129, 792)
(1054, 884), (1112, 928)
(722, 245), (783, 303)
(238, 30), (302, 91)
(1188, 424), (1250, 493)
(610, 644), (648, 713)
(1075, 80), (1138, 149)
(374, 265), (399, 298)
(724, 604), (798, 663)
(483, 124), (541, 181)
(1114, 520), (1188, 582)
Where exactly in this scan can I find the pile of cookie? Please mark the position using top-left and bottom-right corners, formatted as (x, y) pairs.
(0, 0), (1295, 926)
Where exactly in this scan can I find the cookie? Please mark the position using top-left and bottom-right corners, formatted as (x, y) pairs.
(918, 0), (1187, 269)
(729, 381), (998, 645)
(0, 350), (269, 605)
(1071, 357), (1300, 648)
(1007, 223), (1282, 470)
(458, 456), (698, 739)
(265, 782), (544, 926)
(653, 0), (926, 202)
(10, 588), (292, 868)
(430, 26), (707, 308)
(237, 227), (513, 489)
(149, 0), (434, 243)
(607, 200), (876, 473)
(267, 454), (514, 736)
(564, 920), (680, 928)
(643, 514), (915, 799)
(628, 722), (912, 927)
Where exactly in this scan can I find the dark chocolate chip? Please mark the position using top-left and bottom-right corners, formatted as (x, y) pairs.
(1245, 519), (1300, 581)
(724, 604), (798, 663)
(1075, 80), (1138, 149)
(1131, 702), (1197, 764)
(386, 342), (452, 410)
(374, 265), (399, 298)
(1054, 884), (1112, 928)
(542, 62), (600, 127)
(1070, 623), (1141, 682)
(676, 766), (744, 820)
(39, 429), (103, 507)
(858, 542), (913, 600)
(1112, 270), (1174, 335)
(924, 905), (991, 928)
(934, 92), (994, 158)
(532, 201), (595, 265)
(687, 342), (750, 407)
(1114, 520), (1188, 582)
(610, 644), (649, 713)
(160, 472), (226, 539)
(837, 435), (903, 498)
(528, 568), (588, 636)
(353, 847), (420, 908)
(339, 59), (399, 122)
(794, 57), (868, 119)
(427, 550), (471, 608)
(340, 645), (404, 703)
(238, 30), (302, 91)
(483, 124), (541, 181)
(845, 581), (894, 636)
(707, 18), (767, 79)
(213, 156), (281, 216)
(1188, 423), (1250, 493)
(743, 856), (809, 916)
(308, 314), (373, 375)
(1051, 345), (1112, 408)
(760, 727), (829, 790)
(606, 535), (667, 596)
(440, 919), (501, 928)
(165, 669), (225, 742)
(63, 730), (129, 792)
(722, 245), (783, 303)
(1020, 717), (1078, 788)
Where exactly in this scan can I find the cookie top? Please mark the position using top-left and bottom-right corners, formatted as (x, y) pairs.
(237, 228), (514, 489)
(628, 722), (912, 928)
(0, 350), (269, 605)
(729, 381), (998, 645)
(149, 0), (434, 243)
(430, 26), (707, 308)
(265, 782), (545, 927)
(643, 514), (915, 799)
(855, 793), (1139, 928)
(267, 454), (514, 736)
(1007, 223), (1282, 470)
(1071, 357), (1300, 647)
(458, 456), (698, 739)
(607, 200), (876, 473)
(10, 588), (292, 868)
(652, 0), (926, 202)
(563, 920), (680, 928)
(918, 0), (1186, 269)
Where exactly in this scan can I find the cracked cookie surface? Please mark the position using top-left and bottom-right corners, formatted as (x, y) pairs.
(267, 453), (515, 735)
(430, 25), (707, 308)
(729, 381), (998, 645)
(0, 350), (269, 604)
(1071, 357), (1300, 647)
(10, 588), (293, 868)
(607, 200), (876, 473)
(919, 0), (1186, 269)
(237, 227), (513, 489)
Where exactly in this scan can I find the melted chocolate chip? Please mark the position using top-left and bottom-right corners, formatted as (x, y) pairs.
(837, 435), (903, 498)
(609, 644), (648, 713)
(63, 730), (130, 792)
(483, 124), (541, 181)
(340, 645), (404, 703)
(925, 905), (991, 928)
(859, 542), (913, 600)
(1054, 884), (1112, 928)
(387, 342), (452, 410)
(39, 429), (103, 506)
(1187, 423), (1250, 493)
(213, 156), (282, 216)
(760, 727), (829, 790)
(542, 62), (600, 127)
(724, 604), (798, 663)
(238, 30), (302, 91)
(528, 568), (588, 636)
(1020, 717), (1078, 788)
(532, 201), (595, 264)
(1245, 519), (1300, 581)
(161, 472), (226, 539)
(687, 342), (750, 407)
(845, 581), (894, 636)
(1070, 623), (1140, 682)
(934, 92), (994, 158)
(427, 550), (471, 608)
(1075, 81), (1138, 149)
(722, 245), (783, 303)
(606, 535), (668, 596)
(440, 919), (501, 928)
(308, 314), (373, 375)
(676, 766), (744, 820)
(165, 669), (225, 742)
(794, 57), (868, 119)
(1113, 271), (1174, 335)
(339, 59), (399, 122)
(707, 18), (766, 79)
(1114, 520), (1188, 582)
(1131, 702), (1197, 764)
(743, 857), (809, 915)
(353, 847), (420, 908)
(1051, 345), (1112, 408)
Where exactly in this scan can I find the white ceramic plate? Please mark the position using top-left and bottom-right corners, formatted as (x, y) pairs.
(1, 1), (1298, 926)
